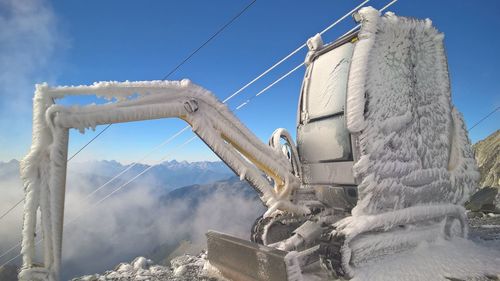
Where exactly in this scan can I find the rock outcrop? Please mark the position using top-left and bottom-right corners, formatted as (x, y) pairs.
(473, 130), (499, 188)
(466, 130), (500, 214)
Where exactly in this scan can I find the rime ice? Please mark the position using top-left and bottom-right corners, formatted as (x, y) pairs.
(18, 6), (498, 281)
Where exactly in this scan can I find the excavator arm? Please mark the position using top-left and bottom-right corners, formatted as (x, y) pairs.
(19, 80), (308, 281)
(49, 80), (307, 215)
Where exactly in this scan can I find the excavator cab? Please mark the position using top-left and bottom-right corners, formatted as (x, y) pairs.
(205, 35), (362, 281)
(206, 33), (364, 281)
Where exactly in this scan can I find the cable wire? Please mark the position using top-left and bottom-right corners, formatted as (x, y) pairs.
(64, 0), (257, 163)
(236, 62), (305, 109)
(222, 0), (369, 103)
(67, 124), (112, 162)
(162, 0), (257, 80)
(64, 136), (198, 227)
(0, 198), (23, 221)
(0, 238), (22, 261)
(337, 0), (399, 40)
(0, 136), (198, 268)
(469, 106), (499, 131)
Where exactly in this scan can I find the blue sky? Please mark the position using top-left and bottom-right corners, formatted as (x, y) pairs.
(0, 0), (498, 164)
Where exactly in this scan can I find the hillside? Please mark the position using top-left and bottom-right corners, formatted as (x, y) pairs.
(148, 177), (263, 266)
(0, 265), (18, 281)
(0, 159), (234, 193)
(473, 130), (500, 188)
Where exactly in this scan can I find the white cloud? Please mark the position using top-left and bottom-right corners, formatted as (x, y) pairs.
(0, 0), (59, 108)
(0, 178), (24, 251)
(0, 162), (263, 279)
(0, 0), (66, 160)
(58, 181), (263, 279)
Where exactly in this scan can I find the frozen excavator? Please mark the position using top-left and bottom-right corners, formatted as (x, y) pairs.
(18, 6), (488, 281)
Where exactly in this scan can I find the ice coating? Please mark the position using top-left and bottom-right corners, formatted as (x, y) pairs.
(345, 7), (479, 216)
(345, 7), (379, 133)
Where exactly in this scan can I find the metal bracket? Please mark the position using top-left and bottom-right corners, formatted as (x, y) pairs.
(183, 99), (199, 113)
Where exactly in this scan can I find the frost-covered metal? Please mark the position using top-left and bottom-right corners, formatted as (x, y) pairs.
(18, 6), (492, 281)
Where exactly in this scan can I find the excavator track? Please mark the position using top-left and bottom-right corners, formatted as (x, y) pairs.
(318, 228), (346, 278)
(251, 214), (310, 246)
(250, 216), (272, 245)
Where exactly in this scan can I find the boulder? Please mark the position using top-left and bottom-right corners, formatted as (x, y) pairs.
(466, 187), (500, 213)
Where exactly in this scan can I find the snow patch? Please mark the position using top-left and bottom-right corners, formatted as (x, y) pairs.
(71, 253), (224, 281)
(352, 238), (500, 281)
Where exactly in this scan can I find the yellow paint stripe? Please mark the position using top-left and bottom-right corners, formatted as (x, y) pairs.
(221, 133), (285, 192)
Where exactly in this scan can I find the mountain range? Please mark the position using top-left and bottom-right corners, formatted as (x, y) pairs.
(0, 159), (234, 195)
(68, 159), (233, 192)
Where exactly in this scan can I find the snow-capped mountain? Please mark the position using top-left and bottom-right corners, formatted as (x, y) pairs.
(0, 159), (234, 203)
(66, 159), (233, 192)
(0, 159), (20, 180)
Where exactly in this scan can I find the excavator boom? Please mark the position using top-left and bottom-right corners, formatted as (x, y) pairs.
(18, 79), (309, 280)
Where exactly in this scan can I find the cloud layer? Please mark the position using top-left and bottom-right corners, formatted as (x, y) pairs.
(0, 161), (264, 279)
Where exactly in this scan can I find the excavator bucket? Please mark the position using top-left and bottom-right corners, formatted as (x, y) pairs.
(206, 231), (303, 281)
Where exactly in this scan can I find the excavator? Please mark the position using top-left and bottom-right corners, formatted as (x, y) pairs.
(18, 6), (484, 281)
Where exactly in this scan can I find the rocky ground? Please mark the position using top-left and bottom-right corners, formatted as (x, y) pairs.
(469, 212), (500, 243)
(71, 252), (221, 281)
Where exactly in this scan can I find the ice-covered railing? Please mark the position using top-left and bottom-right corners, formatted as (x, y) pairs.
(19, 80), (306, 281)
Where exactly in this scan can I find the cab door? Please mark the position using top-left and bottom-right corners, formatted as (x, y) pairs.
(297, 39), (358, 207)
